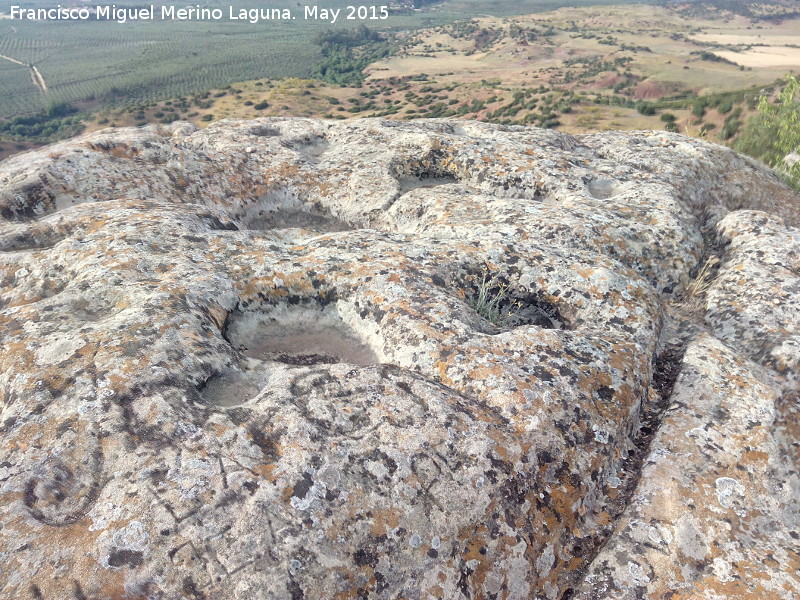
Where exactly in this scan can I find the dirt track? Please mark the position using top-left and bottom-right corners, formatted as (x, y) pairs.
(0, 52), (47, 94)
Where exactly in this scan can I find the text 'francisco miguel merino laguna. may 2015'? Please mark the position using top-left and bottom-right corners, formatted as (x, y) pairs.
(8, 4), (391, 24)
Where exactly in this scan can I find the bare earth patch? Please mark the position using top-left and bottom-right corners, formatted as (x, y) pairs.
(714, 46), (800, 68)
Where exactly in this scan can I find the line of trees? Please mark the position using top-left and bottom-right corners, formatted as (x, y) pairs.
(313, 26), (396, 86)
(0, 102), (84, 143)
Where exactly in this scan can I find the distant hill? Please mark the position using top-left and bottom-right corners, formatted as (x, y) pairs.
(656, 0), (800, 19)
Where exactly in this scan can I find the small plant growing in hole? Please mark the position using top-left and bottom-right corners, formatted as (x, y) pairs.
(469, 270), (522, 327)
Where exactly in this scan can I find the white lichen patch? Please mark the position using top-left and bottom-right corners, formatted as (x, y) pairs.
(34, 334), (85, 366)
(715, 477), (746, 511)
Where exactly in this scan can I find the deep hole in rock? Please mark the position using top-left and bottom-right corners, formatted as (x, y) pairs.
(584, 176), (629, 200)
(396, 173), (458, 193)
(198, 366), (270, 408)
(279, 134), (329, 160)
(0, 227), (69, 252)
(243, 209), (351, 232)
(199, 302), (380, 407)
(249, 124), (281, 137)
(1, 181), (59, 221)
(392, 151), (460, 194)
(202, 215), (239, 232)
(224, 302), (380, 367)
(235, 190), (352, 233)
(458, 268), (566, 331)
(301, 139), (329, 160)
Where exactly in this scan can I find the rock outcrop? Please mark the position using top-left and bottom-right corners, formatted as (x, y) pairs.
(0, 118), (798, 599)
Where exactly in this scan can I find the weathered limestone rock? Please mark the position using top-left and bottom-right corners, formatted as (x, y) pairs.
(0, 118), (797, 599)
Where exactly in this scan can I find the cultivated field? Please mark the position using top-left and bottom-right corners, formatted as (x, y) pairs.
(0, 1), (322, 118)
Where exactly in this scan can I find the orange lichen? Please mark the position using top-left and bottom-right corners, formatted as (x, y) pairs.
(370, 508), (401, 536)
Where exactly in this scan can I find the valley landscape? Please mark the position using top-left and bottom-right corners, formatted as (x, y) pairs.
(1, 0), (800, 165)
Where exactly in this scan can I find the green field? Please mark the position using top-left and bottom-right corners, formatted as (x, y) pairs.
(0, 0), (648, 119)
(0, 1), (323, 117)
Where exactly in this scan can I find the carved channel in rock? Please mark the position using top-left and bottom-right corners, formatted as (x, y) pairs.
(567, 337), (688, 584)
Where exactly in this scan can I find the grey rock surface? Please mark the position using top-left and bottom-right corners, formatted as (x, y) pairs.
(0, 118), (798, 599)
